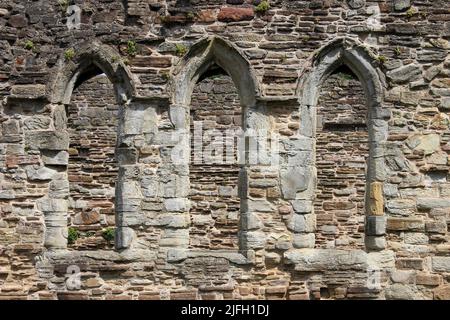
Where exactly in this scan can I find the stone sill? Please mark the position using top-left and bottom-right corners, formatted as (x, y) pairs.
(44, 249), (157, 264)
(167, 249), (254, 265)
(283, 248), (395, 272)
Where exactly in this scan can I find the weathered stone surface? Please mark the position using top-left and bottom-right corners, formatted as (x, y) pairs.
(386, 217), (425, 231)
(0, 0), (448, 301)
(366, 216), (387, 236)
(10, 84), (46, 99)
(432, 257), (450, 272)
(284, 249), (367, 271)
(393, 0), (411, 11)
(26, 166), (57, 181)
(25, 131), (69, 150)
(368, 182), (384, 216)
(386, 64), (422, 84)
(434, 285), (450, 300)
(385, 284), (421, 300)
(406, 134), (440, 155)
(292, 233), (315, 249)
(280, 167), (310, 199)
(41, 151), (69, 165)
(417, 198), (450, 210)
(347, 0), (365, 9)
(23, 116), (51, 130)
(287, 214), (315, 233)
(218, 7), (254, 22)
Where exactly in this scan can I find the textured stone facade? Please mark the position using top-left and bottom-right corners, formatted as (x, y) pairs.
(0, 0), (449, 300)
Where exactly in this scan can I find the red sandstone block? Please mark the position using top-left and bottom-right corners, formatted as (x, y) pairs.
(138, 292), (161, 300)
(288, 293), (310, 300)
(218, 7), (254, 22)
(57, 291), (89, 300)
(5, 155), (18, 168)
(197, 10), (217, 23)
(131, 56), (172, 68)
(170, 290), (198, 300)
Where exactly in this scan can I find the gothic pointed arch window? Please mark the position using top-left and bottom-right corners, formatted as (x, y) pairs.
(297, 38), (389, 251)
(67, 65), (119, 250)
(314, 65), (369, 249)
(44, 42), (135, 251)
(171, 36), (263, 257)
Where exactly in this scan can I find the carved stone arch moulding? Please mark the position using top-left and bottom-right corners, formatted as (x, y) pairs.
(42, 42), (138, 252)
(295, 37), (390, 251)
(166, 36), (266, 264)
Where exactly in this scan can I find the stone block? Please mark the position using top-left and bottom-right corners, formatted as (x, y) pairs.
(292, 233), (315, 249)
(365, 236), (386, 251)
(393, 0), (411, 11)
(432, 256), (450, 272)
(25, 131), (69, 151)
(386, 64), (422, 84)
(365, 216), (387, 236)
(434, 285), (450, 300)
(291, 200), (312, 214)
(242, 231), (267, 249)
(417, 198), (450, 210)
(164, 198), (189, 212)
(218, 7), (254, 22)
(287, 214), (316, 233)
(41, 150), (69, 166)
(347, 0), (366, 9)
(385, 284), (421, 300)
(280, 167), (311, 200)
(10, 84), (46, 99)
(386, 217), (425, 231)
(284, 249), (368, 271)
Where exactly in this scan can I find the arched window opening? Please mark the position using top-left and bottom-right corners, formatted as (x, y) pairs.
(314, 64), (369, 249)
(189, 64), (242, 250)
(67, 65), (119, 250)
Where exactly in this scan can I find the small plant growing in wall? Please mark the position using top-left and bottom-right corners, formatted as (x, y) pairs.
(255, 1), (270, 13)
(126, 40), (137, 57)
(186, 11), (195, 21)
(58, 0), (69, 12)
(24, 40), (35, 51)
(394, 46), (402, 56)
(64, 48), (75, 61)
(161, 72), (170, 82)
(406, 7), (418, 18)
(68, 227), (79, 245)
(102, 227), (115, 242)
(377, 55), (387, 65)
(175, 43), (188, 57)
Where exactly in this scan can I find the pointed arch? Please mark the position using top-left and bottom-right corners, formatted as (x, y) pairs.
(298, 37), (386, 123)
(44, 42), (137, 251)
(171, 36), (261, 108)
(296, 37), (390, 251)
(50, 42), (136, 105)
(166, 37), (264, 261)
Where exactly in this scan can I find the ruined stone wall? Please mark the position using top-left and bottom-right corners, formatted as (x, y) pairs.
(68, 74), (119, 250)
(315, 68), (368, 249)
(189, 73), (242, 250)
(0, 0), (449, 300)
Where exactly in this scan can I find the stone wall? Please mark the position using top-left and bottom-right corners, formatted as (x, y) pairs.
(315, 67), (368, 249)
(68, 73), (119, 250)
(189, 72), (242, 250)
(0, 0), (449, 300)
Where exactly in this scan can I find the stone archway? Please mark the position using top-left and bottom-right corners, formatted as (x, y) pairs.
(168, 36), (265, 261)
(296, 37), (389, 251)
(42, 42), (136, 250)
